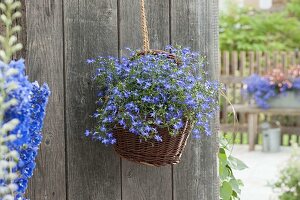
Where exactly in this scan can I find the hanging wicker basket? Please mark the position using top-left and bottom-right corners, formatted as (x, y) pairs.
(114, 120), (193, 167)
(112, 0), (193, 167)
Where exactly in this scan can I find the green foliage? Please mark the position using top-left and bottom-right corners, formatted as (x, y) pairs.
(220, 4), (300, 51)
(219, 137), (247, 200)
(287, 0), (300, 20)
(0, 0), (23, 63)
(272, 143), (300, 200)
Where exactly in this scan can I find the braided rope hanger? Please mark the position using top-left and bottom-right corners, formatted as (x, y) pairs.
(138, 0), (181, 65)
(140, 0), (150, 51)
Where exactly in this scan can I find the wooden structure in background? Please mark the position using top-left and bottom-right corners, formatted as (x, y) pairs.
(220, 51), (300, 147)
(228, 105), (300, 150)
(20, 0), (219, 199)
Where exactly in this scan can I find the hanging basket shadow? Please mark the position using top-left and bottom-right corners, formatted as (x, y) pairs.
(113, 49), (193, 167)
(113, 120), (193, 167)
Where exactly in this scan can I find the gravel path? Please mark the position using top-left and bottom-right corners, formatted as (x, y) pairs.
(232, 145), (292, 200)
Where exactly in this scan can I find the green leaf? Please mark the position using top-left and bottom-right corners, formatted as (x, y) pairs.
(220, 165), (231, 181)
(229, 179), (242, 194)
(228, 156), (248, 170)
(232, 190), (238, 197)
(220, 181), (233, 200)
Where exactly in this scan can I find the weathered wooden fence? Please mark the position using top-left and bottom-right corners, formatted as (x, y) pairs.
(21, 0), (219, 199)
(220, 51), (300, 145)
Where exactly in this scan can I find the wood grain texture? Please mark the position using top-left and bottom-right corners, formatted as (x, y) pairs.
(171, 0), (219, 199)
(64, 0), (121, 199)
(26, 0), (66, 199)
(15, 0), (27, 59)
(119, 1), (172, 200)
(122, 165), (172, 200)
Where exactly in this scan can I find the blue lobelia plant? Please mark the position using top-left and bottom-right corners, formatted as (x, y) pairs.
(85, 46), (219, 144)
(0, 0), (50, 199)
(244, 67), (300, 109)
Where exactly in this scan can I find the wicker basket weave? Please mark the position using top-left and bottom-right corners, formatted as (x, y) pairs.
(114, 120), (193, 167)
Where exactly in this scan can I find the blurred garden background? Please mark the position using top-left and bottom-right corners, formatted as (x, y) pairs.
(219, 0), (300, 199)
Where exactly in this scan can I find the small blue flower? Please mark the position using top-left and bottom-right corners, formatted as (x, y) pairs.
(93, 112), (100, 118)
(118, 119), (125, 126)
(102, 139), (110, 145)
(97, 91), (105, 97)
(100, 126), (106, 132)
(155, 118), (162, 125)
(107, 133), (113, 138)
(174, 121), (184, 130)
(86, 58), (95, 64)
(154, 135), (162, 142)
(84, 130), (91, 137)
(141, 96), (151, 103)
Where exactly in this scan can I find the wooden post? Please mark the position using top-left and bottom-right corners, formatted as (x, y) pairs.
(171, 0), (219, 199)
(248, 114), (258, 151)
(64, 1), (121, 200)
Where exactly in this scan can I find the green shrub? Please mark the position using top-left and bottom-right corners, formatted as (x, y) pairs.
(272, 143), (300, 200)
(220, 3), (300, 51)
(287, 0), (300, 20)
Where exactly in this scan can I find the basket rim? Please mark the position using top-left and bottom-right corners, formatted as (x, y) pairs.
(133, 49), (182, 66)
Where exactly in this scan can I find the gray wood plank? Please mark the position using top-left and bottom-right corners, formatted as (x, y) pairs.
(119, 1), (172, 200)
(15, 0), (27, 59)
(171, 0), (219, 199)
(122, 165), (172, 200)
(25, 0), (66, 199)
(119, 0), (170, 52)
(64, 0), (121, 199)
